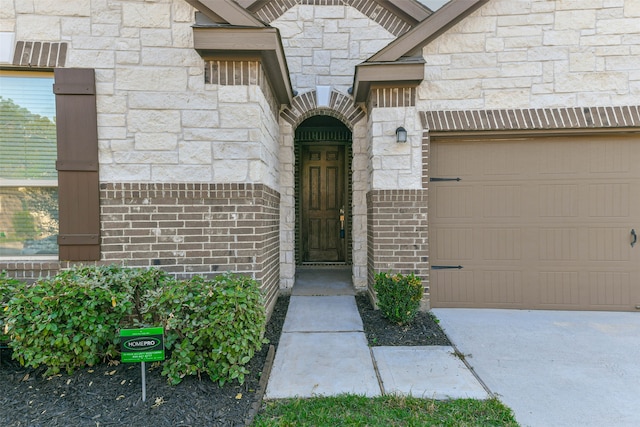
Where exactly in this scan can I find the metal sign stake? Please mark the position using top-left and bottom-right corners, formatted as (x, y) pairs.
(141, 361), (146, 402)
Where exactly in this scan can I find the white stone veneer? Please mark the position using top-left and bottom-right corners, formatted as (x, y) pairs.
(417, 0), (640, 110)
(272, 4), (396, 95)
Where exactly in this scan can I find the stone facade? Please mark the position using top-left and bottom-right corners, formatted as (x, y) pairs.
(417, 0), (640, 110)
(272, 4), (400, 94)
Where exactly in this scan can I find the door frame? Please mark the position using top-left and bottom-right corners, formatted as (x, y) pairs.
(294, 134), (352, 266)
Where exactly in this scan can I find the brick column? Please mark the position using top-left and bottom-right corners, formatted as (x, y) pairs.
(366, 189), (429, 295)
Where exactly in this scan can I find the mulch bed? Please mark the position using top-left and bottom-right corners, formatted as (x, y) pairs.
(0, 293), (451, 426)
(355, 295), (452, 347)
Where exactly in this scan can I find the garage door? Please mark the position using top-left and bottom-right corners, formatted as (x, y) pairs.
(430, 134), (640, 311)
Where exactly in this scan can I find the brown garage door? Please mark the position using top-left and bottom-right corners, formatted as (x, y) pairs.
(430, 134), (640, 311)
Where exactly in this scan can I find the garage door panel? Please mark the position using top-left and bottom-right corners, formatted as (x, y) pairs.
(482, 228), (522, 261)
(538, 228), (579, 261)
(589, 139), (630, 173)
(434, 227), (473, 260)
(481, 270), (523, 305)
(435, 186), (474, 218)
(483, 185), (522, 217)
(588, 228), (630, 261)
(431, 142), (479, 177)
(588, 183), (629, 217)
(536, 271), (581, 306)
(588, 272), (630, 307)
(538, 184), (579, 217)
(540, 141), (582, 174)
(431, 135), (640, 311)
(484, 142), (526, 176)
(432, 270), (476, 305)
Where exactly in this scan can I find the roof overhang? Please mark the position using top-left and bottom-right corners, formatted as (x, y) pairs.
(193, 26), (293, 106)
(369, 0), (490, 62)
(352, 58), (425, 103)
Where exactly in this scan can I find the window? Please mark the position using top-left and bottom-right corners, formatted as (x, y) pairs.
(0, 71), (58, 256)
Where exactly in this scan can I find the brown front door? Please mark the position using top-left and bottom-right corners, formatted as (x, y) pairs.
(301, 144), (345, 262)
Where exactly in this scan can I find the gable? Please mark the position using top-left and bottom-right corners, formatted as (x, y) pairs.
(271, 2), (403, 95)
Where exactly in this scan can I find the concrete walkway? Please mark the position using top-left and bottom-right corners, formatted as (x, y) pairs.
(265, 268), (488, 400)
(433, 308), (640, 427)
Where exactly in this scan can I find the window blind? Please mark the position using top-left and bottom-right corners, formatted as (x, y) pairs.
(0, 73), (57, 182)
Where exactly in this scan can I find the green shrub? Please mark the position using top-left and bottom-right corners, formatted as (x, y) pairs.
(4, 265), (170, 376)
(373, 271), (423, 325)
(143, 273), (267, 386)
(1, 271), (25, 342)
(5, 266), (267, 387)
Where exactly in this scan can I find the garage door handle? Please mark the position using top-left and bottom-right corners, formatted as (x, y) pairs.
(632, 229), (637, 248)
(432, 265), (464, 270)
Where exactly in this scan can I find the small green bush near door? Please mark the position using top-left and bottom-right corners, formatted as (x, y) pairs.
(373, 271), (423, 325)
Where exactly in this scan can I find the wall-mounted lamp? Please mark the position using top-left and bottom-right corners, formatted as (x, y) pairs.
(395, 127), (407, 143)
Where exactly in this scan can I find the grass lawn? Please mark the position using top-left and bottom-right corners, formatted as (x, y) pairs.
(253, 395), (518, 426)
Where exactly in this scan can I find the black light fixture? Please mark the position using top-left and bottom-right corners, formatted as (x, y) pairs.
(395, 126), (407, 143)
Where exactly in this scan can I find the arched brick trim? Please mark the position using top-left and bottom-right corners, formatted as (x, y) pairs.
(281, 89), (366, 129)
(252, 0), (417, 37)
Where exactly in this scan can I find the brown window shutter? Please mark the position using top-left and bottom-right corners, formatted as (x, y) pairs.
(54, 68), (100, 261)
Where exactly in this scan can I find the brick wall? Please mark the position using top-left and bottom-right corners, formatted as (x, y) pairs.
(0, 261), (62, 283)
(100, 182), (281, 306)
(366, 189), (429, 298)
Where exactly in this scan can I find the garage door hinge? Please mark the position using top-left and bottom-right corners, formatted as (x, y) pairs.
(431, 265), (464, 270)
(430, 177), (461, 182)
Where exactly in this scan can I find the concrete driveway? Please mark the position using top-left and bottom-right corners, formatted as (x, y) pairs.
(432, 309), (640, 427)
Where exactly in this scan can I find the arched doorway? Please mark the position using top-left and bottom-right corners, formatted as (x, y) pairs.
(295, 115), (352, 265)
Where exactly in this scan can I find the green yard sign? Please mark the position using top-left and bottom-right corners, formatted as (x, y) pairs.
(120, 327), (165, 363)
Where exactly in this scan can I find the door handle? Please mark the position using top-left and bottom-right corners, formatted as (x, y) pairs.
(632, 229), (637, 248)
